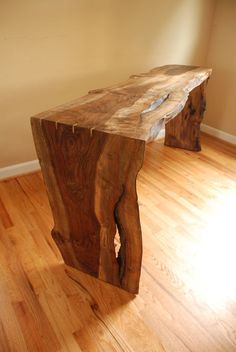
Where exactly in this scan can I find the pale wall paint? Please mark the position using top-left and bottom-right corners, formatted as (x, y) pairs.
(0, 0), (216, 167)
(204, 0), (236, 136)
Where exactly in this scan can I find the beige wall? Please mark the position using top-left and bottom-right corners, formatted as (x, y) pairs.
(0, 0), (216, 167)
(205, 0), (236, 136)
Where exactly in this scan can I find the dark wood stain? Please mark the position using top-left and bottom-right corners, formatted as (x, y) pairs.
(31, 65), (211, 293)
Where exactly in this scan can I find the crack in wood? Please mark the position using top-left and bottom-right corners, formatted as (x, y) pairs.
(141, 93), (169, 117)
(113, 184), (126, 283)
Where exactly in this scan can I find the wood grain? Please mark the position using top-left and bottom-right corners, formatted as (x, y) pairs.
(33, 65), (211, 142)
(31, 118), (145, 293)
(31, 65), (211, 293)
(165, 81), (207, 151)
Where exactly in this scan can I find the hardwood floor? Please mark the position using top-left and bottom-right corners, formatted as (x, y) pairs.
(0, 132), (236, 352)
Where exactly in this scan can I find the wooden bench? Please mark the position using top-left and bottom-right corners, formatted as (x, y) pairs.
(31, 65), (212, 293)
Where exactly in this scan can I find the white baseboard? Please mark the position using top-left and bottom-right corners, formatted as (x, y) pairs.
(156, 128), (165, 139)
(158, 124), (236, 145)
(0, 160), (40, 181)
(0, 124), (235, 181)
(201, 124), (236, 145)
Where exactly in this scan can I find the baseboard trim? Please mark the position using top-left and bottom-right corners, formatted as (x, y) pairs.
(201, 124), (236, 145)
(0, 125), (235, 181)
(0, 160), (40, 181)
(156, 124), (236, 146)
(156, 129), (165, 139)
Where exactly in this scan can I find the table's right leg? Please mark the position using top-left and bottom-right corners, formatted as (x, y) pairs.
(164, 82), (207, 151)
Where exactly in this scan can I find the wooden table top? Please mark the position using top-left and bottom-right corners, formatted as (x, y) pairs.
(32, 65), (212, 142)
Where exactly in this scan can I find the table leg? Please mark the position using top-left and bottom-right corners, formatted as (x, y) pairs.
(164, 82), (207, 151)
(31, 118), (145, 293)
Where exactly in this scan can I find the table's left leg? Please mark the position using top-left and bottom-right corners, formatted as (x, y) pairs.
(31, 118), (145, 293)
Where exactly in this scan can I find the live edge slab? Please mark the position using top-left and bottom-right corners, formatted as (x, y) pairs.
(31, 65), (212, 294)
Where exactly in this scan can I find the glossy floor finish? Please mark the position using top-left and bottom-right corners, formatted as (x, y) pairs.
(0, 133), (236, 352)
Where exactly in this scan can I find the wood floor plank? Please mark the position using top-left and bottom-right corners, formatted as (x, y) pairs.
(0, 196), (13, 229)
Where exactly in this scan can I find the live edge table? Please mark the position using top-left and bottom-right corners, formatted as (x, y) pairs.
(31, 65), (212, 294)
